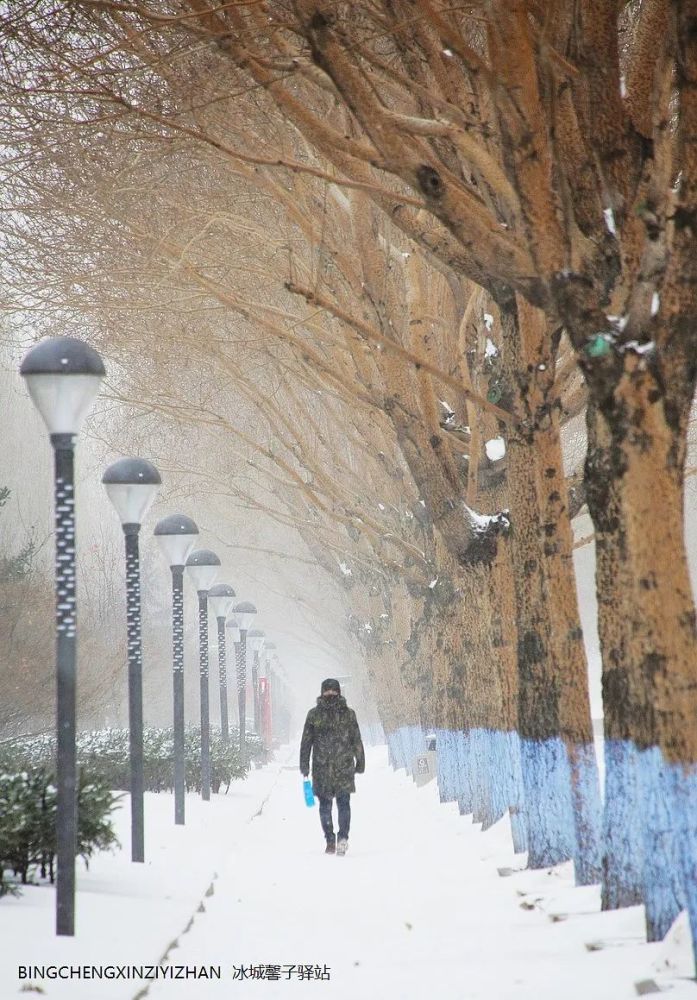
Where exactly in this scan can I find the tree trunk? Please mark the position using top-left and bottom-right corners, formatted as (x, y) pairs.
(410, 533), (522, 839)
(507, 422), (575, 868)
(489, 539), (528, 853)
(501, 298), (600, 878)
(586, 351), (696, 942)
(585, 400), (644, 911)
(535, 410), (602, 884)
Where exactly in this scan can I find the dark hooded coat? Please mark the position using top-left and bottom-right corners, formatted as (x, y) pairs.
(299, 696), (365, 798)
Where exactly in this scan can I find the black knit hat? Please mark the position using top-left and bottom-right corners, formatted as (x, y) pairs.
(321, 678), (341, 695)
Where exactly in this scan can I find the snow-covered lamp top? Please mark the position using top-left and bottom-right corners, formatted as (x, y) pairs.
(247, 628), (265, 653)
(185, 548), (221, 592)
(20, 337), (105, 436)
(233, 601), (257, 631)
(153, 514), (198, 567)
(208, 583), (236, 619)
(102, 458), (161, 526)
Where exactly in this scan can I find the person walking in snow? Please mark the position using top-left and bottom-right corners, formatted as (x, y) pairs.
(299, 678), (365, 856)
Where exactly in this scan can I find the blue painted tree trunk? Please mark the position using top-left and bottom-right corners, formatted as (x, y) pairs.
(521, 736), (575, 868)
(506, 730), (528, 854)
(435, 729), (458, 803)
(386, 730), (398, 770)
(387, 725), (426, 776)
(440, 728), (527, 852)
(639, 748), (684, 941)
(455, 729), (474, 817)
(601, 740), (643, 910)
(568, 741), (602, 885)
(670, 763), (697, 968)
(601, 744), (693, 954)
(469, 729), (509, 831)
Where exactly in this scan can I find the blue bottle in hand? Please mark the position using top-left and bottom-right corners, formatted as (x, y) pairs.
(303, 778), (315, 807)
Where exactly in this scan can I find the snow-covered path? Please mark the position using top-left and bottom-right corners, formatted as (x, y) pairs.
(2, 743), (695, 1000)
(146, 745), (694, 1000)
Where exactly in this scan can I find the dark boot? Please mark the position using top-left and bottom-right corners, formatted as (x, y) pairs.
(325, 836), (336, 854)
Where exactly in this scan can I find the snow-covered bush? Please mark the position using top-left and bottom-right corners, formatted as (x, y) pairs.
(0, 726), (264, 801)
(69, 726), (250, 793)
(0, 766), (119, 897)
(184, 727), (250, 793)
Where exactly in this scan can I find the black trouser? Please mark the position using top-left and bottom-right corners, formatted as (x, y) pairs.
(318, 792), (351, 841)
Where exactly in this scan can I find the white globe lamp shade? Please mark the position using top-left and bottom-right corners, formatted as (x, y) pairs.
(232, 601), (257, 631)
(208, 584), (236, 619)
(186, 549), (221, 591)
(102, 458), (161, 525)
(248, 629), (265, 653)
(154, 514), (198, 566)
(20, 337), (105, 436)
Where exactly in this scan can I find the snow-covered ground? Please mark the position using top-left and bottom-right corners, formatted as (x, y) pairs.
(1, 744), (695, 1000)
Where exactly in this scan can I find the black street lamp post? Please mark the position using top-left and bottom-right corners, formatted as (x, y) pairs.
(226, 616), (241, 733)
(102, 458), (161, 863)
(262, 641), (276, 736)
(258, 640), (275, 753)
(186, 549), (221, 801)
(270, 651), (291, 744)
(20, 336), (105, 937)
(231, 602), (256, 758)
(207, 585), (236, 743)
(263, 640), (276, 697)
(154, 514), (198, 825)
(247, 629), (265, 734)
